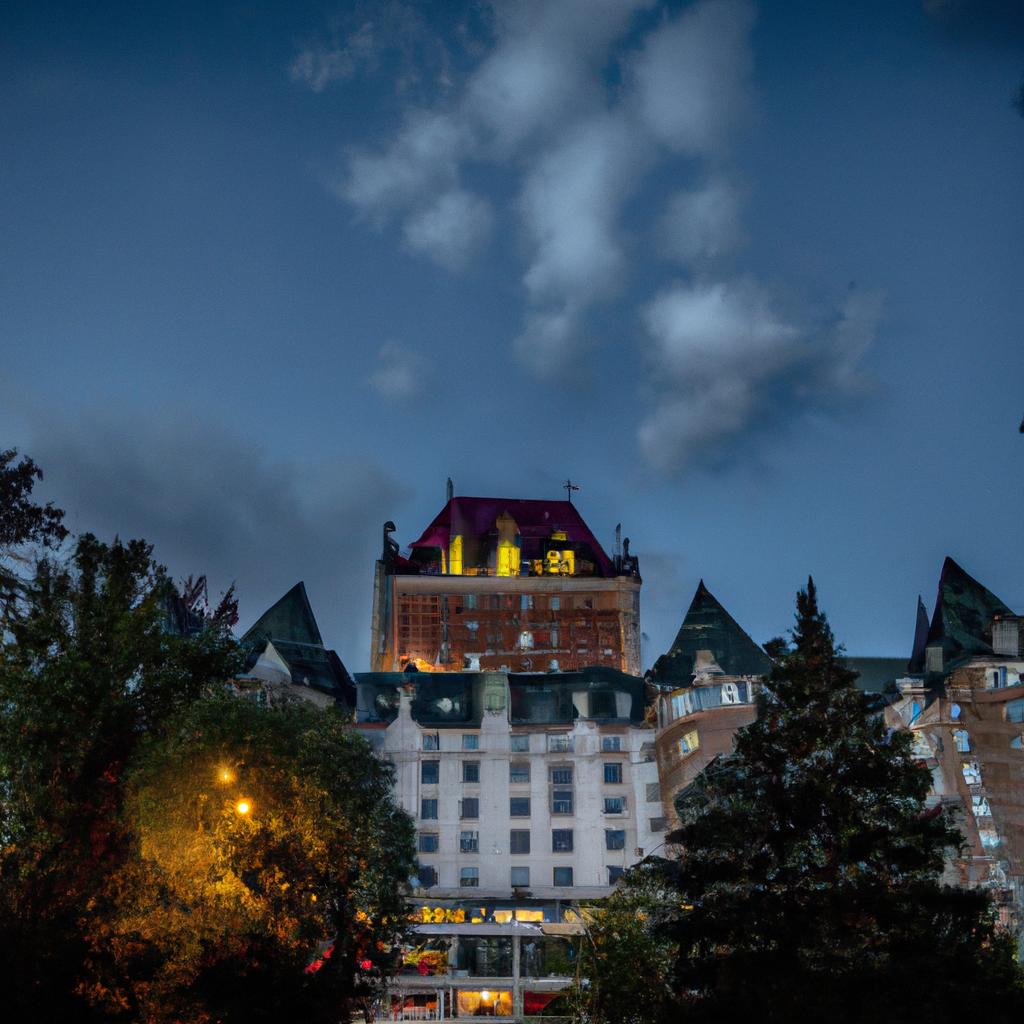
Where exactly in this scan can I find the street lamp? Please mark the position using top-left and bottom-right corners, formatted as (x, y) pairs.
(218, 767), (235, 785)
(236, 799), (252, 816)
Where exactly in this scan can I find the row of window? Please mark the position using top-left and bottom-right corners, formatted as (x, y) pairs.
(417, 865), (624, 888)
(421, 761), (624, 785)
(455, 594), (599, 612)
(420, 795), (627, 819)
(418, 828), (628, 855)
(420, 733), (624, 753)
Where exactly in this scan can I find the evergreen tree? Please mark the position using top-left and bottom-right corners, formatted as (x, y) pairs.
(586, 580), (1024, 1023)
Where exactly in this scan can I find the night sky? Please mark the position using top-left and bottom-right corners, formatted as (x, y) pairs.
(2, 0), (1022, 670)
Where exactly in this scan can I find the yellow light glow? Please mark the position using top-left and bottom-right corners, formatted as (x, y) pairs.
(236, 800), (251, 815)
(448, 535), (463, 575)
(218, 767), (234, 784)
(481, 991), (491, 1002)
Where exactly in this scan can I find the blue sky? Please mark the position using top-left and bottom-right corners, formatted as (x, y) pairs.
(2, 0), (1022, 670)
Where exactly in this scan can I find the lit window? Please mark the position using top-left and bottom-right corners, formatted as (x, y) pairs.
(721, 682), (740, 705)
(419, 833), (439, 853)
(604, 797), (625, 814)
(518, 630), (534, 650)
(679, 730), (700, 755)
(552, 866), (573, 887)
(460, 830), (479, 853)
(604, 763), (622, 784)
(602, 736), (621, 752)
(979, 829), (1000, 849)
(459, 866), (479, 887)
(463, 734), (480, 750)
(605, 829), (625, 851)
(511, 866), (530, 887)
(460, 798), (479, 819)
(463, 761), (480, 783)
(421, 799), (438, 820)
(972, 795), (992, 817)
(953, 729), (970, 753)
(421, 760), (439, 784)
(552, 829), (574, 852)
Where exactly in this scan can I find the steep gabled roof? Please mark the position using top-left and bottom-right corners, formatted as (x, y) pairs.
(409, 496), (616, 576)
(908, 596), (930, 674)
(649, 580), (772, 686)
(242, 581), (323, 647)
(921, 557), (1014, 671)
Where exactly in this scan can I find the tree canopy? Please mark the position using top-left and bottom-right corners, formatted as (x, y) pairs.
(581, 579), (1024, 1023)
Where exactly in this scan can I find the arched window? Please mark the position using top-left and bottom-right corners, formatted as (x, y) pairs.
(953, 729), (970, 753)
(721, 682), (740, 705)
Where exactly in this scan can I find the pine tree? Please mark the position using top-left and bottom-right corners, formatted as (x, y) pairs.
(602, 579), (1023, 1023)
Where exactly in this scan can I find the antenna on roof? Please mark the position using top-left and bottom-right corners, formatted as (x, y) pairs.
(614, 523), (622, 560)
(563, 479), (580, 504)
(446, 477), (454, 502)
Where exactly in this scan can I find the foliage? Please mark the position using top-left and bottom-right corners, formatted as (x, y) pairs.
(84, 695), (416, 1024)
(570, 866), (679, 1024)
(583, 579), (1024, 1023)
(0, 532), (241, 1022)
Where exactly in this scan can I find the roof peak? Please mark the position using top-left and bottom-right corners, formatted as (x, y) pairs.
(242, 581), (324, 648)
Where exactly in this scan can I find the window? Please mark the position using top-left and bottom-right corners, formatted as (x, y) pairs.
(649, 817), (667, 833)
(679, 730), (700, 755)
(422, 733), (439, 751)
(607, 866), (624, 884)
(421, 799), (438, 820)
(463, 761), (480, 783)
(462, 734), (480, 750)
(460, 830), (479, 853)
(552, 829), (574, 852)
(511, 866), (530, 887)
(953, 729), (970, 753)
(511, 734), (531, 752)
(962, 761), (982, 785)
(419, 832), (439, 853)
(551, 790), (574, 815)
(604, 763), (622, 784)
(550, 766), (573, 785)
(521, 594), (533, 610)
(1007, 699), (1024, 724)
(465, 594), (477, 610)
(548, 734), (573, 753)
(421, 760), (439, 784)
(601, 736), (621, 752)
(979, 829), (1001, 849)
(518, 630), (534, 649)
(646, 782), (661, 803)
(510, 830), (531, 854)
(972, 795), (992, 818)
(604, 797), (625, 814)
(721, 682), (740, 705)
(510, 762), (530, 784)
(460, 798), (479, 819)
(550, 597), (560, 611)
(418, 865), (437, 887)
(460, 866), (479, 887)
(510, 797), (531, 817)
(1011, 736), (1023, 750)
(605, 829), (625, 851)
(992, 667), (1008, 688)
(553, 866), (573, 887)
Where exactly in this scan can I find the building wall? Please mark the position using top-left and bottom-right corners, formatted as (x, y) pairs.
(357, 684), (664, 900)
(373, 571), (642, 676)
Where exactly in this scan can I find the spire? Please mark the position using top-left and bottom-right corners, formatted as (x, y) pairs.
(242, 581), (323, 647)
(908, 595), (930, 673)
(650, 581), (772, 685)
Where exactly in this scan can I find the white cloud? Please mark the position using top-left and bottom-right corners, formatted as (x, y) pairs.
(402, 188), (493, 270)
(637, 280), (885, 472)
(630, 0), (755, 155)
(369, 341), (424, 398)
(290, 22), (376, 92)
(513, 304), (580, 374)
(659, 179), (745, 265)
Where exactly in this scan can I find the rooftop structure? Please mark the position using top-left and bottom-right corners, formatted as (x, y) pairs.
(371, 490), (642, 675)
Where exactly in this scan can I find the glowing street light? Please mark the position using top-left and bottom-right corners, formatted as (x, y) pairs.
(218, 767), (235, 785)
(236, 799), (252, 816)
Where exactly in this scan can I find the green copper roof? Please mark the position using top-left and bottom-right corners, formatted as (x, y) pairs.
(649, 580), (772, 686)
(918, 557), (1014, 672)
(242, 581), (323, 647)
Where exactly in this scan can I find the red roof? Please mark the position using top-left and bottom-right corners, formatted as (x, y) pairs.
(409, 497), (615, 577)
